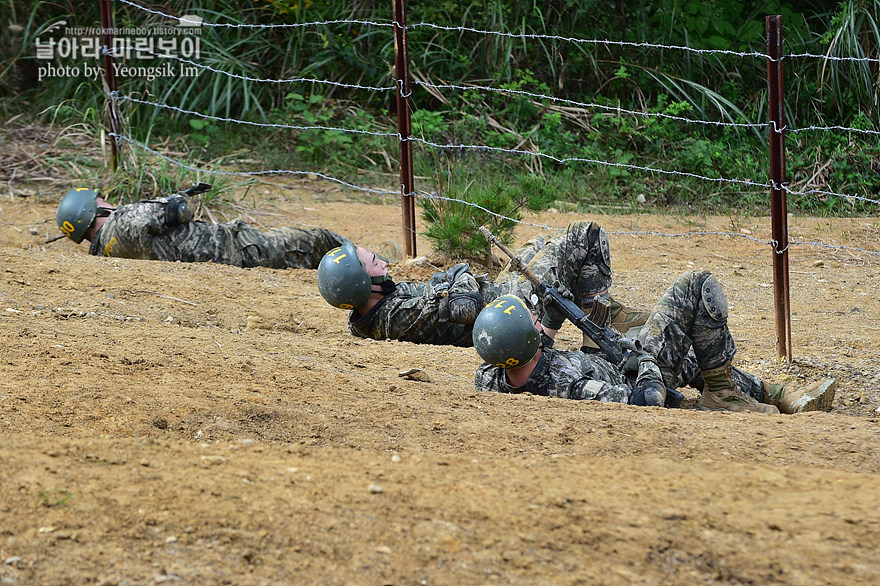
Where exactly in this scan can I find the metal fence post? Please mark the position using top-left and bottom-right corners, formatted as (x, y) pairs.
(100, 0), (121, 170)
(766, 14), (792, 361)
(393, 0), (417, 258)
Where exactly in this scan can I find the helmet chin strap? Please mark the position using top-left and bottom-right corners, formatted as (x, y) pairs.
(370, 275), (396, 295)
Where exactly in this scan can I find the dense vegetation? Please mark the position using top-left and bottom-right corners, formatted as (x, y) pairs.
(2, 1), (878, 253)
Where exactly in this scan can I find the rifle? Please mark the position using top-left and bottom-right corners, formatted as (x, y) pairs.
(179, 183), (213, 197)
(479, 225), (635, 365)
(478, 225), (683, 407)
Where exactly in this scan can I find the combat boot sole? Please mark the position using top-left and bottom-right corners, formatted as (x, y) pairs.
(783, 379), (837, 413)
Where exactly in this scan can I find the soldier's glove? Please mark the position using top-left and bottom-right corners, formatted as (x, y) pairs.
(428, 263), (471, 289)
(540, 282), (573, 332)
(442, 291), (485, 325)
(163, 194), (193, 227)
(629, 355), (665, 407)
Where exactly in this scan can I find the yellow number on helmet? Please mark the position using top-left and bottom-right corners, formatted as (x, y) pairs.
(505, 357), (520, 367)
(60, 221), (75, 236)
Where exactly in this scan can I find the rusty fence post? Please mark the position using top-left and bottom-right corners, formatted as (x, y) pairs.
(100, 0), (121, 170)
(393, 0), (417, 258)
(766, 14), (792, 361)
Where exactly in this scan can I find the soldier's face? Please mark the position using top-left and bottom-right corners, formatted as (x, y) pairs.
(356, 246), (388, 278)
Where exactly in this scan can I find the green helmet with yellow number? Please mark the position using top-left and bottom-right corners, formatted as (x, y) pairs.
(472, 294), (540, 368)
(317, 240), (371, 310)
(56, 188), (99, 243)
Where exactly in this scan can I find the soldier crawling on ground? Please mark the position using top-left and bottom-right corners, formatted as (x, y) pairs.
(317, 221), (836, 414)
(471, 287), (837, 415)
(55, 185), (345, 269)
(316, 221), (648, 347)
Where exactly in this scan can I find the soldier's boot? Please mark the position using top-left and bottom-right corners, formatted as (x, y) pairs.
(608, 296), (649, 333)
(697, 363), (780, 414)
(763, 379), (837, 414)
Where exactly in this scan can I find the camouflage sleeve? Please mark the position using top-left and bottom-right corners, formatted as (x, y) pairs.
(93, 202), (168, 258)
(379, 281), (472, 344)
(474, 363), (509, 393)
(350, 280), (473, 346)
(474, 348), (631, 403)
(544, 350), (632, 403)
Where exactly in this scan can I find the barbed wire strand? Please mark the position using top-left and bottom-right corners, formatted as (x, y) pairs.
(115, 0), (393, 29)
(786, 51), (880, 65)
(114, 93), (879, 209)
(782, 185), (880, 207)
(113, 49), (878, 138)
(112, 133), (880, 258)
(110, 132), (400, 196)
(419, 194), (880, 257)
(108, 2), (880, 259)
(118, 0), (880, 68)
(104, 45), (396, 92)
(787, 124), (880, 137)
(114, 93), (399, 138)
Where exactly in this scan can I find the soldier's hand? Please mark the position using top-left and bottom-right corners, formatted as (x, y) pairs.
(540, 282), (572, 331)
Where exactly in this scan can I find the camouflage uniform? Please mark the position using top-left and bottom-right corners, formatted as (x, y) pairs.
(349, 221), (630, 345)
(89, 196), (344, 269)
(475, 269), (765, 403)
(348, 266), (478, 346)
(474, 346), (635, 403)
(636, 270), (765, 401)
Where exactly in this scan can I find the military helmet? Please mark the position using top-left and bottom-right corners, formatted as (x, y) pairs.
(56, 188), (99, 243)
(317, 240), (372, 309)
(472, 294), (540, 368)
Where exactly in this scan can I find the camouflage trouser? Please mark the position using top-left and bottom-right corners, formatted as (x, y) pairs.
(637, 270), (765, 400)
(482, 221), (609, 314)
(234, 222), (345, 269)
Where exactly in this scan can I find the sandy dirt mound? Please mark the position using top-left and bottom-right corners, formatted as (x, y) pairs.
(2, 182), (880, 585)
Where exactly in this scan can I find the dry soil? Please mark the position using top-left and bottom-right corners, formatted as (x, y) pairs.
(1, 181), (880, 585)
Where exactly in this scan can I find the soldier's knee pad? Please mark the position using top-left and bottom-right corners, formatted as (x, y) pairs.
(442, 291), (485, 325)
(696, 272), (728, 326)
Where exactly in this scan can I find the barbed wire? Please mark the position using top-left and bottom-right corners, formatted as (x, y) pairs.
(409, 137), (769, 189)
(113, 95), (879, 210)
(113, 47), (877, 139)
(419, 194), (880, 257)
(113, 93), (399, 138)
(415, 192), (562, 231)
(112, 133), (880, 259)
(115, 0), (393, 29)
(110, 132), (400, 197)
(411, 80), (768, 129)
(108, 45), (396, 92)
(407, 22), (773, 60)
(787, 124), (880, 137)
(108, 2), (880, 263)
(786, 51), (880, 65)
(782, 185), (880, 207)
(119, 0), (880, 70)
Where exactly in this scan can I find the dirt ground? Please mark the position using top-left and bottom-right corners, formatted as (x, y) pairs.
(2, 179), (880, 585)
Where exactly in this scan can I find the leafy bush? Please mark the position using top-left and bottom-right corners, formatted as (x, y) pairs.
(421, 172), (557, 259)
